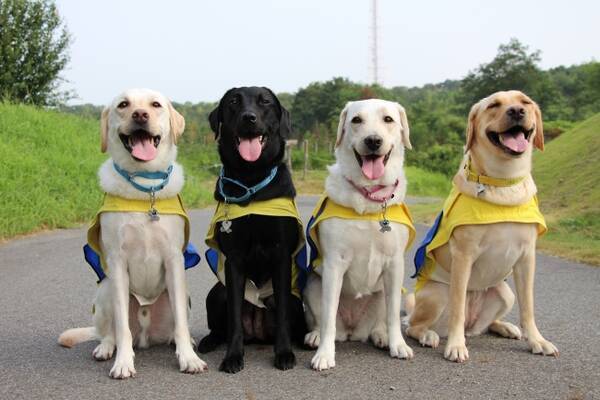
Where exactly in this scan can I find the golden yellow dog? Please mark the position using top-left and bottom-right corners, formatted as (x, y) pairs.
(407, 90), (558, 362)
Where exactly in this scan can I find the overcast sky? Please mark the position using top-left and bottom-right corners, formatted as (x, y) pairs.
(56, 0), (599, 105)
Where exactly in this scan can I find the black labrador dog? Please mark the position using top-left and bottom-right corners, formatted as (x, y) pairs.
(198, 87), (306, 373)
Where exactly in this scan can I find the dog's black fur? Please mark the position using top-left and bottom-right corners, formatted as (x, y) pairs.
(197, 87), (307, 373)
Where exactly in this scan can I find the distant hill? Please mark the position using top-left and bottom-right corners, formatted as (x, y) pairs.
(534, 113), (600, 265)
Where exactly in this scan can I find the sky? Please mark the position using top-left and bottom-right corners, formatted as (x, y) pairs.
(56, 0), (600, 105)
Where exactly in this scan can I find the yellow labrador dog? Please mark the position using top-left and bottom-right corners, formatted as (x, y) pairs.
(59, 89), (207, 378)
(407, 90), (558, 362)
(302, 99), (415, 370)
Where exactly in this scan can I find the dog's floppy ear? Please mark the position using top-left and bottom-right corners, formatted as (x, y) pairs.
(208, 106), (221, 140)
(532, 101), (544, 151)
(167, 101), (185, 144)
(465, 101), (480, 152)
(396, 103), (412, 150)
(209, 88), (236, 141)
(335, 102), (352, 147)
(263, 87), (292, 138)
(100, 107), (109, 153)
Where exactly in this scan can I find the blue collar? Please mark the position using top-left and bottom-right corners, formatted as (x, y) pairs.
(218, 166), (278, 203)
(113, 162), (173, 194)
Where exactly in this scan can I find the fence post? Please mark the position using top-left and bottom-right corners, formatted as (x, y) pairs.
(284, 139), (297, 173)
(303, 140), (309, 180)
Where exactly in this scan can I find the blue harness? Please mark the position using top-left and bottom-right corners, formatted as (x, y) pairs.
(218, 166), (278, 203)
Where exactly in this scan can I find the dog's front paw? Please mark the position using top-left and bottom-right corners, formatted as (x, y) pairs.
(92, 341), (115, 361)
(219, 354), (244, 374)
(420, 330), (440, 348)
(389, 341), (413, 359)
(109, 355), (136, 379)
(177, 347), (208, 374)
(529, 337), (559, 357)
(370, 329), (388, 349)
(274, 351), (296, 370)
(304, 330), (320, 349)
(444, 340), (469, 363)
(311, 349), (335, 371)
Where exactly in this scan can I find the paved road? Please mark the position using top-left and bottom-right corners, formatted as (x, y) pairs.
(1, 196), (599, 400)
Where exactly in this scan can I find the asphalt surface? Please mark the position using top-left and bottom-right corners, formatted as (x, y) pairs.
(1, 195), (599, 400)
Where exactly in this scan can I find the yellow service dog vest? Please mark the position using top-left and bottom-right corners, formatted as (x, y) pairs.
(84, 194), (200, 285)
(300, 196), (416, 274)
(205, 197), (305, 308)
(413, 185), (547, 292)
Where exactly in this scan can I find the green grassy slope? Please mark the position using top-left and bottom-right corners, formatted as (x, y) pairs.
(533, 113), (600, 265)
(0, 103), (213, 239)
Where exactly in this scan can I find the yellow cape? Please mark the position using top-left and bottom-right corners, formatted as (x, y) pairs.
(205, 197), (305, 307)
(415, 185), (547, 292)
(306, 196), (416, 272)
(87, 193), (191, 276)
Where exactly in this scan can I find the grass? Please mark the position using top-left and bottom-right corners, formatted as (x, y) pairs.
(0, 103), (214, 239)
(533, 113), (600, 265)
(0, 103), (106, 238)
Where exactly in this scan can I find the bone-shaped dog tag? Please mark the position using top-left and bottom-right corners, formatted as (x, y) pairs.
(379, 219), (392, 233)
(220, 220), (232, 234)
(148, 208), (160, 221)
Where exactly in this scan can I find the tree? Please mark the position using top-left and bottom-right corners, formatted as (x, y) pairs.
(0, 0), (72, 105)
(460, 39), (553, 110)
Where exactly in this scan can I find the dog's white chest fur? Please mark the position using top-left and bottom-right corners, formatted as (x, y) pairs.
(99, 212), (185, 305)
(319, 218), (409, 297)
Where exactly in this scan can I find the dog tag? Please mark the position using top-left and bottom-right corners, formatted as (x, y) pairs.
(379, 219), (392, 233)
(477, 183), (486, 196)
(220, 220), (232, 234)
(148, 208), (160, 221)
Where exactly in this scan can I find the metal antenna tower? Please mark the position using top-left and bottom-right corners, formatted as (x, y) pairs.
(370, 0), (380, 84)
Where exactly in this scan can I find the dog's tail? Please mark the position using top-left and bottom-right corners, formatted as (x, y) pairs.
(58, 327), (97, 348)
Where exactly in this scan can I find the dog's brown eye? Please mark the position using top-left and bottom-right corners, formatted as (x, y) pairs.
(522, 100), (532, 105)
(117, 101), (129, 109)
(351, 116), (362, 124)
(384, 116), (394, 123)
(152, 101), (161, 108)
(230, 97), (238, 105)
(487, 102), (500, 109)
(260, 98), (271, 105)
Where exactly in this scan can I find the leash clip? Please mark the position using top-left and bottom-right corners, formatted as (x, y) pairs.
(379, 200), (392, 233)
(148, 189), (160, 221)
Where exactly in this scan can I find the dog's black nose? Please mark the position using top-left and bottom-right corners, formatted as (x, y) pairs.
(506, 106), (525, 120)
(132, 109), (149, 124)
(242, 112), (257, 124)
(364, 135), (383, 151)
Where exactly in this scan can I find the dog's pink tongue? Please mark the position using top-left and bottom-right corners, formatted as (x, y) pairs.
(131, 137), (157, 161)
(500, 132), (528, 153)
(361, 155), (385, 180)
(238, 137), (262, 162)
